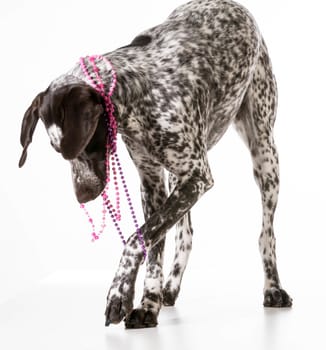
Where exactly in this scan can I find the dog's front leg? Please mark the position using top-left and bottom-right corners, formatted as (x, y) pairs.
(105, 170), (214, 326)
(125, 157), (168, 328)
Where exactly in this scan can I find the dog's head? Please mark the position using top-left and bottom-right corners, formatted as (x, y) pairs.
(19, 83), (108, 203)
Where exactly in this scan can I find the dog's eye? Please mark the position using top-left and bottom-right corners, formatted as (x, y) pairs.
(83, 108), (94, 120)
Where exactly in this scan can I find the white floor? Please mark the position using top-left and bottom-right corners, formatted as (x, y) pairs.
(0, 269), (324, 350)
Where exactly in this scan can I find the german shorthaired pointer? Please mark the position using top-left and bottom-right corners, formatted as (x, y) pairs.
(19, 0), (292, 328)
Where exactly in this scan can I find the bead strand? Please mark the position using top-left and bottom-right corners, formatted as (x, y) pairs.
(78, 55), (146, 258)
(80, 56), (113, 241)
(106, 199), (126, 245)
(114, 152), (147, 257)
(80, 56), (111, 241)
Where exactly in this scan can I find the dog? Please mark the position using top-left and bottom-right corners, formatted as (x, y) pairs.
(19, 0), (292, 328)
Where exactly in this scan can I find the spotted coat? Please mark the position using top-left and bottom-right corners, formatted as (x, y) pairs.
(19, 0), (292, 329)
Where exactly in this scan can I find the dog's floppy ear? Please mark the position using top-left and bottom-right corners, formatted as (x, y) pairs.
(19, 91), (45, 167)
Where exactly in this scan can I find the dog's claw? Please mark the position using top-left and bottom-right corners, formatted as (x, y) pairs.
(104, 306), (110, 327)
(104, 294), (131, 326)
(104, 307), (111, 327)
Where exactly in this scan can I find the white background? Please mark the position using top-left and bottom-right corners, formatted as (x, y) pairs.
(0, 0), (326, 349)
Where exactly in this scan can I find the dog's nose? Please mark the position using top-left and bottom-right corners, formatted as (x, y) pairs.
(76, 187), (99, 204)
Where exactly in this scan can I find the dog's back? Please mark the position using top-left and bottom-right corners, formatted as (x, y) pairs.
(103, 0), (262, 151)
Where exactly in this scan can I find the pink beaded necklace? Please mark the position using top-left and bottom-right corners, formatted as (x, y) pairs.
(79, 55), (146, 258)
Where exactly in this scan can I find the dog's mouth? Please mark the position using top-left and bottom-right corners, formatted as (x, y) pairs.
(70, 158), (106, 203)
(75, 182), (104, 203)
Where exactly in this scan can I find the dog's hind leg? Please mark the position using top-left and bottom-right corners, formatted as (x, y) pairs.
(163, 173), (193, 306)
(234, 42), (292, 307)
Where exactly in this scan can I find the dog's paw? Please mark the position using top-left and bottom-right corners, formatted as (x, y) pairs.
(162, 283), (180, 306)
(124, 308), (158, 329)
(105, 294), (131, 326)
(263, 288), (293, 308)
(105, 283), (135, 327)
